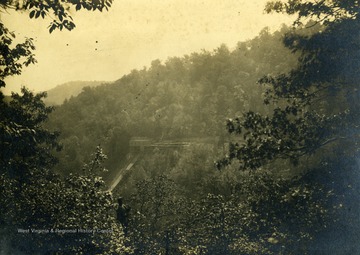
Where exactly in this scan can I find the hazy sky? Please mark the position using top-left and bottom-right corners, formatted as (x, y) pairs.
(1, 0), (295, 94)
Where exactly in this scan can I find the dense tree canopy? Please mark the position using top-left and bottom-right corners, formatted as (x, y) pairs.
(214, 0), (360, 252)
(220, 0), (360, 170)
(0, 88), (60, 179)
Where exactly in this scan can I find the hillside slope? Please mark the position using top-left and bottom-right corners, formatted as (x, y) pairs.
(46, 26), (298, 175)
(44, 80), (108, 105)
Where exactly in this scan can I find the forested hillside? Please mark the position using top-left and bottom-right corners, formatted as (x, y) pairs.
(44, 80), (107, 105)
(46, 26), (299, 175)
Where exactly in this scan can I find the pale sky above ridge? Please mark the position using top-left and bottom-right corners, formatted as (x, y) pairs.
(1, 0), (295, 94)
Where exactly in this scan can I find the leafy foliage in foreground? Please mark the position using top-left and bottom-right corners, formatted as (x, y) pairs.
(219, 1), (360, 170)
(1, 0), (113, 33)
(0, 23), (36, 87)
(0, 1), (132, 254)
(0, 90), (130, 254)
(126, 171), (333, 255)
(214, 0), (360, 253)
(0, 87), (60, 180)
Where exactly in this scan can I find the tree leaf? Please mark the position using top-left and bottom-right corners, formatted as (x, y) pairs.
(29, 10), (35, 19)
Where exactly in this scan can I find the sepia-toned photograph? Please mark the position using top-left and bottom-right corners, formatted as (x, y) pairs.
(1, 0), (359, 254)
